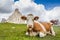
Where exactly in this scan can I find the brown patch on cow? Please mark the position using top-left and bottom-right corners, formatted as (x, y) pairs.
(33, 22), (44, 32)
(27, 29), (33, 34)
(21, 16), (27, 20)
(41, 22), (52, 31)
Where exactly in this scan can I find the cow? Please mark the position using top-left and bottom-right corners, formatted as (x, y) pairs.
(21, 14), (55, 37)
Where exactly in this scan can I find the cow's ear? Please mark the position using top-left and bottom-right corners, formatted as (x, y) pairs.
(34, 16), (39, 20)
(21, 16), (27, 20)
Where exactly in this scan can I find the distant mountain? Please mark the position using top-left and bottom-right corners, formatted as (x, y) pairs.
(1, 18), (6, 23)
(7, 8), (26, 24)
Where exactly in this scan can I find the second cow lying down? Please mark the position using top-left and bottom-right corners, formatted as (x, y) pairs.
(21, 14), (55, 37)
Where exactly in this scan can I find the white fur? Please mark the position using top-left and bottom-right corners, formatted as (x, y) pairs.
(34, 21), (46, 32)
(26, 31), (38, 36)
(32, 32), (38, 36)
(50, 26), (55, 36)
(26, 32), (29, 35)
(39, 32), (46, 37)
(29, 32), (38, 36)
(27, 18), (34, 28)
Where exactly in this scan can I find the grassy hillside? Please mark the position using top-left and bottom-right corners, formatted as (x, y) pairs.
(0, 23), (60, 40)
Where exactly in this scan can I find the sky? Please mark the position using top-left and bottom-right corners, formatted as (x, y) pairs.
(34, 0), (60, 10)
(0, 0), (60, 22)
(15, 0), (60, 10)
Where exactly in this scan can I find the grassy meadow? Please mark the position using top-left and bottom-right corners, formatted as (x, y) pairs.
(0, 23), (60, 40)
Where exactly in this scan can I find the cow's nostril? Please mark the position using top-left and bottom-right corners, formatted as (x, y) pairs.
(28, 25), (32, 28)
(29, 26), (32, 28)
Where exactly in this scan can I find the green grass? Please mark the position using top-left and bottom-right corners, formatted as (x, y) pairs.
(0, 23), (60, 40)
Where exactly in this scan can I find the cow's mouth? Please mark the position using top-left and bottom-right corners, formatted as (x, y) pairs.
(28, 27), (33, 31)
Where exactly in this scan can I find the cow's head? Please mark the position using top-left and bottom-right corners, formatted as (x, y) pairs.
(21, 14), (39, 30)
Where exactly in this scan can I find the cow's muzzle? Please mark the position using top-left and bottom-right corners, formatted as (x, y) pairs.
(28, 25), (33, 28)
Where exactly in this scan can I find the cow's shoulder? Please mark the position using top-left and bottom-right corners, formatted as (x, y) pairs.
(33, 21), (44, 32)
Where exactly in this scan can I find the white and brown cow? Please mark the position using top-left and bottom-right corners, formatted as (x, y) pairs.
(21, 14), (55, 37)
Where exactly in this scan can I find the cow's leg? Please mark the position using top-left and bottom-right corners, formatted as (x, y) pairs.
(46, 31), (51, 35)
(39, 32), (46, 37)
(26, 31), (33, 36)
(32, 32), (38, 36)
(29, 32), (38, 36)
(50, 26), (55, 36)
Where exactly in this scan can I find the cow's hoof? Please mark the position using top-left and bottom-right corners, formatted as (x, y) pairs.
(51, 32), (56, 36)
(26, 32), (29, 35)
(52, 33), (55, 36)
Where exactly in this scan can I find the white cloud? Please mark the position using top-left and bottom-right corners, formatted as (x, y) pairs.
(0, 0), (14, 13)
(40, 7), (60, 22)
(46, 7), (60, 21)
